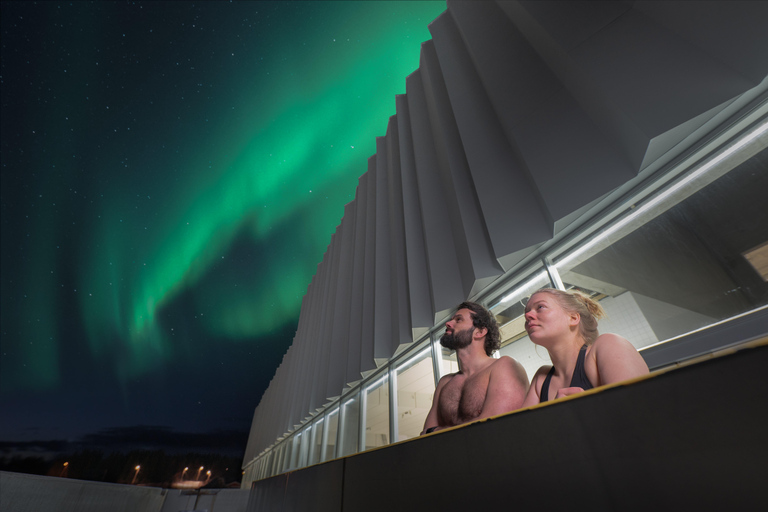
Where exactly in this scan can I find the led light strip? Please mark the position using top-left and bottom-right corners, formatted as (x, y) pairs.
(500, 269), (549, 304)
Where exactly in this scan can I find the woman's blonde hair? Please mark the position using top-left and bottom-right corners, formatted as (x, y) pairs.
(533, 288), (606, 344)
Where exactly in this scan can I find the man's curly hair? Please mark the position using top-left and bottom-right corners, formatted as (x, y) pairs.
(457, 301), (501, 356)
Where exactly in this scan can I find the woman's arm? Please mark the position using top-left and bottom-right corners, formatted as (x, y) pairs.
(521, 366), (550, 407)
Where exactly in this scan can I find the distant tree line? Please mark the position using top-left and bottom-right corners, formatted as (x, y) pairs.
(0, 449), (242, 488)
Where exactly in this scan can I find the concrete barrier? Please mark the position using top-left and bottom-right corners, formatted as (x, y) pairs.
(0, 471), (166, 512)
(160, 488), (250, 512)
(0, 472), (251, 512)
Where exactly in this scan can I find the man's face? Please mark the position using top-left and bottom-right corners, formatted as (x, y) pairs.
(440, 308), (475, 352)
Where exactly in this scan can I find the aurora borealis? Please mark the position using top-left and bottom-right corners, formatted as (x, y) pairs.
(0, 1), (446, 456)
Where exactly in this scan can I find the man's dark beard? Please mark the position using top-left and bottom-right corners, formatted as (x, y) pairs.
(440, 327), (474, 352)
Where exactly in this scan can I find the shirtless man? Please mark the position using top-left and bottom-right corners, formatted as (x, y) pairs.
(421, 301), (529, 434)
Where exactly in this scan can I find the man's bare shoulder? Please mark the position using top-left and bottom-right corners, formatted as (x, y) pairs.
(495, 355), (524, 367)
(493, 356), (529, 380)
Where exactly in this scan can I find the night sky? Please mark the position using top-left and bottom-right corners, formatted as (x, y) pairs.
(0, 1), (446, 459)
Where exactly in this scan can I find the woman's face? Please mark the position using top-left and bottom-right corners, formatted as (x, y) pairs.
(524, 292), (575, 345)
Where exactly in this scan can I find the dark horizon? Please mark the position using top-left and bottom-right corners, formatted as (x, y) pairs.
(1, 425), (249, 461)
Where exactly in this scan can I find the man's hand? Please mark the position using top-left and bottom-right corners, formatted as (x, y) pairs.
(554, 386), (585, 399)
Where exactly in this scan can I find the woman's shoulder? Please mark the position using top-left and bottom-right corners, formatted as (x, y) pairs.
(522, 364), (553, 407)
(590, 333), (649, 384)
(594, 332), (630, 344)
(590, 333), (635, 354)
(531, 364), (553, 383)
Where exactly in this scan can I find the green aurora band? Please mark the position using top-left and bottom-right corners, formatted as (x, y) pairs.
(4, 2), (446, 392)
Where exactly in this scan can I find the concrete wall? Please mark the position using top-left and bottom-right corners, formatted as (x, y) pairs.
(160, 489), (251, 512)
(0, 472), (250, 512)
(0, 471), (165, 512)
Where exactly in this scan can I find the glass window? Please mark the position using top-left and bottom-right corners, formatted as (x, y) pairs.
(322, 407), (339, 462)
(270, 447), (278, 475)
(439, 345), (459, 377)
(553, 147), (767, 352)
(277, 442), (289, 474)
(396, 347), (436, 441)
(298, 426), (310, 468)
(253, 457), (262, 481)
(339, 393), (360, 457)
(434, 331), (460, 378)
(309, 417), (324, 466)
(253, 459), (261, 482)
(364, 373), (390, 450)
(289, 432), (302, 470)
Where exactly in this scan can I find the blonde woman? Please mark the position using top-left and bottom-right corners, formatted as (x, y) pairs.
(521, 288), (649, 406)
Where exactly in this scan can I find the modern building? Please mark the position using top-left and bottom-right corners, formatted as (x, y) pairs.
(241, 0), (768, 498)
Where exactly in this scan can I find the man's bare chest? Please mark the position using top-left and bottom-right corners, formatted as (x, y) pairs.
(438, 373), (491, 424)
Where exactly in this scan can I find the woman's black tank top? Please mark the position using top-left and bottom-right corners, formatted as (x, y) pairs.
(540, 344), (593, 403)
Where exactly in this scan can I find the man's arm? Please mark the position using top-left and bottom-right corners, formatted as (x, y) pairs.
(592, 333), (649, 385)
(475, 356), (529, 420)
(420, 374), (453, 435)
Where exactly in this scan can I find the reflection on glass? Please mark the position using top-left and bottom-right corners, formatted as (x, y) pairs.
(365, 374), (390, 450)
(323, 408), (339, 462)
(396, 348), (435, 441)
(555, 148), (768, 349)
(339, 394), (360, 457)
